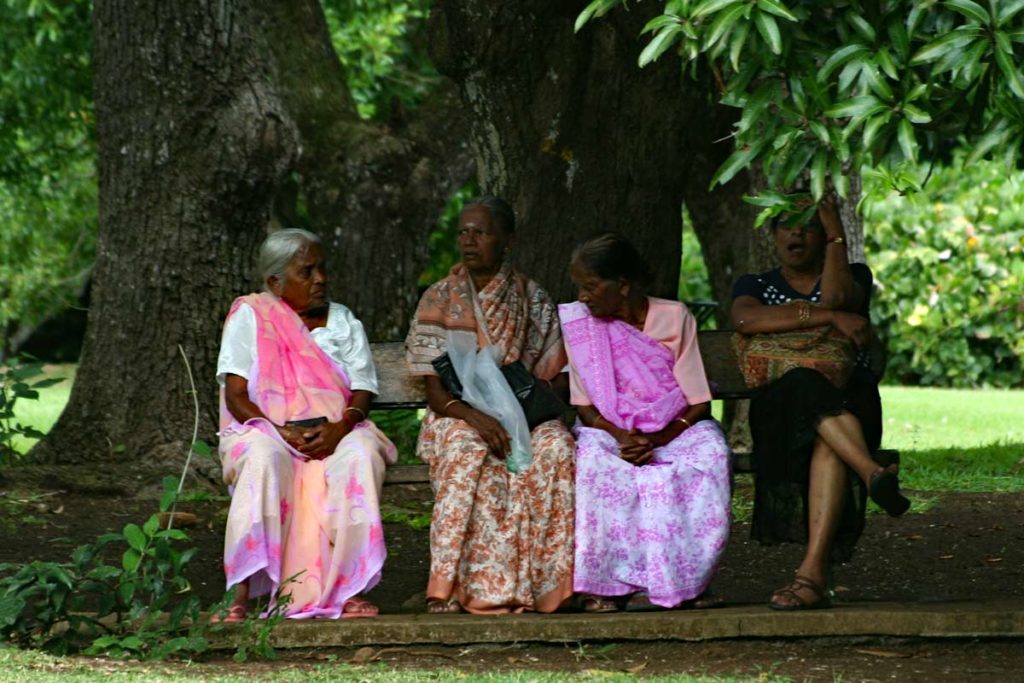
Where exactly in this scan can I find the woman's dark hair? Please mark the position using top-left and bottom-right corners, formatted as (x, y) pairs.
(571, 232), (654, 287)
(463, 195), (516, 234)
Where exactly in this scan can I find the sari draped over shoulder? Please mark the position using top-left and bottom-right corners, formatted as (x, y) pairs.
(559, 300), (732, 607)
(405, 262), (575, 614)
(218, 292), (396, 619)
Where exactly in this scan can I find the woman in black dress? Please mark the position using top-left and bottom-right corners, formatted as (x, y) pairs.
(731, 196), (909, 610)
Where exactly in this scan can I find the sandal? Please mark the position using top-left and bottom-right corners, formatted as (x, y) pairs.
(210, 604), (248, 624)
(580, 594), (618, 613)
(624, 591), (664, 612)
(342, 595), (379, 618)
(426, 597), (464, 614)
(869, 466), (911, 517)
(769, 575), (831, 611)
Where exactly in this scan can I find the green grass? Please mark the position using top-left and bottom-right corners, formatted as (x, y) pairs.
(878, 386), (1023, 451)
(5, 363), (75, 455)
(0, 647), (784, 682)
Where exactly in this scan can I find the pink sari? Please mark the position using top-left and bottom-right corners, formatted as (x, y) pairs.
(560, 300), (731, 607)
(218, 293), (396, 618)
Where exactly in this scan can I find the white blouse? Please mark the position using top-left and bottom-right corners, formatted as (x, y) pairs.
(216, 302), (379, 395)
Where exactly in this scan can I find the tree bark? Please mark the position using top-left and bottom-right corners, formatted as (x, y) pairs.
(32, 0), (470, 466)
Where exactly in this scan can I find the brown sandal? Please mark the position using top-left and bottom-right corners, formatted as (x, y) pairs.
(769, 575), (831, 611)
(426, 597), (464, 614)
(580, 594), (619, 613)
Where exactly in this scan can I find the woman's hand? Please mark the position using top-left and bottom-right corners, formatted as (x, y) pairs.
(831, 311), (872, 347)
(617, 430), (654, 466)
(818, 194), (845, 240)
(276, 424), (308, 449)
(464, 409), (512, 459)
(295, 421), (351, 460)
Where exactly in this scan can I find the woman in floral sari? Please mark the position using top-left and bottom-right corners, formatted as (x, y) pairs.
(215, 229), (396, 622)
(405, 196), (575, 615)
(560, 233), (732, 612)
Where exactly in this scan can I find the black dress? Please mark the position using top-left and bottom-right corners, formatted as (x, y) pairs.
(731, 265), (882, 562)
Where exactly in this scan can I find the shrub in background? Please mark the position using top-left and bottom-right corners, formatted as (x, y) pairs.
(864, 159), (1024, 387)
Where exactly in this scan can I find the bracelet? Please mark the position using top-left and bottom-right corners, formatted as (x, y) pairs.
(443, 398), (462, 415)
(343, 406), (366, 422)
(827, 236), (845, 245)
(796, 300), (811, 325)
(675, 417), (691, 429)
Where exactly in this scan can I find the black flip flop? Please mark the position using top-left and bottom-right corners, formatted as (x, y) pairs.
(869, 467), (911, 517)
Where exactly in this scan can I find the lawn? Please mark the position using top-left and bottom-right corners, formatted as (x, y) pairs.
(0, 647), (780, 683)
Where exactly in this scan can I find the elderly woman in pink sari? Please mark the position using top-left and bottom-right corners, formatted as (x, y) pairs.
(560, 233), (732, 612)
(405, 196), (575, 615)
(215, 229), (396, 622)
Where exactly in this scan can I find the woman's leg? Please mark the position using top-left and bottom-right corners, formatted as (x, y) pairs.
(815, 412), (878, 484)
(771, 437), (844, 608)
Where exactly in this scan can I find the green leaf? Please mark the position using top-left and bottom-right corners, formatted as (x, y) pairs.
(829, 157), (849, 198)
(817, 44), (869, 82)
(846, 10), (876, 43)
(29, 377), (64, 389)
(575, 0), (620, 32)
(808, 120), (830, 145)
(998, 0), (1024, 26)
(911, 28), (980, 64)
(888, 22), (910, 60)
(756, 0), (798, 22)
(119, 580), (136, 605)
(898, 117), (917, 162)
(143, 514), (160, 536)
(641, 14), (683, 35)
(994, 46), (1024, 98)
(862, 111), (894, 148)
(729, 21), (751, 71)
(875, 47), (899, 79)
(704, 4), (748, 51)
(753, 10), (782, 54)
(810, 150), (827, 200)
(825, 95), (885, 119)
(692, 0), (744, 20)
(862, 63), (894, 102)
(709, 139), (767, 188)
(123, 523), (146, 552)
(944, 0), (990, 25)
(638, 25), (683, 67)
(0, 595), (25, 628)
(122, 548), (141, 573)
(742, 191), (791, 208)
(901, 104), (932, 124)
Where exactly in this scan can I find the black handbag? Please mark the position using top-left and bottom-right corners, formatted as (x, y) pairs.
(431, 353), (567, 429)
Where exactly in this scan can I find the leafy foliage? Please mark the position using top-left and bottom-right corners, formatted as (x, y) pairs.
(0, 477), (207, 658)
(865, 158), (1024, 387)
(0, 0), (96, 349)
(322, 0), (438, 120)
(0, 357), (64, 462)
(577, 0), (1024, 217)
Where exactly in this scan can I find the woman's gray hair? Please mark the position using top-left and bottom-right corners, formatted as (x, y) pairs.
(258, 228), (322, 289)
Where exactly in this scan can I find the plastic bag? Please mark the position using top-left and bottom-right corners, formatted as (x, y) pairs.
(445, 331), (533, 473)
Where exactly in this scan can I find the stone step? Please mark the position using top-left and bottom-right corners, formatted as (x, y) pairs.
(206, 599), (1024, 650)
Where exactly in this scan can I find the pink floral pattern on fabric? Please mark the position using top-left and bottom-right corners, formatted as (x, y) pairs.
(218, 293), (395, 619)
(559, 301), (732, 607)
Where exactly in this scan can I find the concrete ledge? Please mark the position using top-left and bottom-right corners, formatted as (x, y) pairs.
(206, 600), (1024, 650)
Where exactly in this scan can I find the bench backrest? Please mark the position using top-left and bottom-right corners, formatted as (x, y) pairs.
(370, 330), (749, 410)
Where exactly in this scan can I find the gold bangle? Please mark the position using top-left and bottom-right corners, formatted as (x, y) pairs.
(343, 406), (366, 421)
(675, 417), (691, 429)
(827, 236), (845, 245)
(797, 301), (811, 325)
(443, 398), (462, 414)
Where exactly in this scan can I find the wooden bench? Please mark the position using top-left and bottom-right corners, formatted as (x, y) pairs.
(371, 330), (897, 485)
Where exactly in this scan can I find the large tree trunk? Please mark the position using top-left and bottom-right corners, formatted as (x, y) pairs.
(32, 0), (470, 467)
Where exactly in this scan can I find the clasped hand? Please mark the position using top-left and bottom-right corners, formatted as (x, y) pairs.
(617, 429), (654, 466)
(831, 310), (872, 348)
(278, 421), (350, 460)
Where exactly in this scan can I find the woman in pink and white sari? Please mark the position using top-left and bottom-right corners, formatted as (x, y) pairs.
(560, 233), (732, 612)
(215, 229), (396, 622)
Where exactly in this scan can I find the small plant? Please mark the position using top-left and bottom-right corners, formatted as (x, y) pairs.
(0, 356), (63, 464)
(0, 476), (208, 658)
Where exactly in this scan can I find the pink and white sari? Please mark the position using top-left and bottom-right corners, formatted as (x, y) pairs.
(218, 293), (396, 619)
(559, 300), (731, 607)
